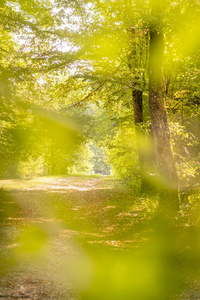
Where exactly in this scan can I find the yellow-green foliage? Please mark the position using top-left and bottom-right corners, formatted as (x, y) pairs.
(169, 122), (200, 186)
(106, 127), (140, 187)
(72, 143), (94, 174)
(17, 156), (44, 179)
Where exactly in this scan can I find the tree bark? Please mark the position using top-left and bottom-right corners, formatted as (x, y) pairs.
(132, 89), (157, 193)
(149, 25), (179, 213)
(132, 89), (143, 124)
(132, 89), (145, 171)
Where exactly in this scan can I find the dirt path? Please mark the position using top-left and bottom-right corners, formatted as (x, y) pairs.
(0, 176), (102, 299)
(0, 176), (200, 299)
(0, 176), (136, 300)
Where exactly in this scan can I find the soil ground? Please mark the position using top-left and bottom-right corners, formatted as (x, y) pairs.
(0, 175), (200, 299)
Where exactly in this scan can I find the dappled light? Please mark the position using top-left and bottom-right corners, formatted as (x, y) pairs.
(0, 0), (200, 299)
(0, 176), (154, 298)
(0, 175), (200, 299)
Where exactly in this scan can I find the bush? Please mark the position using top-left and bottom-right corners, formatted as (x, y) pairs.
(105, 127), (141, 190)
(17, 157), (44, 178)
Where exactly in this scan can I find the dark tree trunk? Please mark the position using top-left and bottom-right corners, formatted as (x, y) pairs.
(149, 27), (179, 214)
(132, 89), (145, 172)
(132, 89), (143, 124)
(132, 90), (156, 193)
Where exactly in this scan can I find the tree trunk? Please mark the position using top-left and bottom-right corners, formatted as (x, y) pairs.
(132, 89), (157, 193)
(149, 26), (179, 214)
(132, 89), (145, 171)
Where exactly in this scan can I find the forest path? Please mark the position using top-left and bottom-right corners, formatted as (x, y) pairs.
(0, 175), (143, 299)
(0, 175), (200, 299)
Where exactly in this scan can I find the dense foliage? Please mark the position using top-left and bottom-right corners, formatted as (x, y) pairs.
(0, 2), (200, 299)
(0, 0), (199, 202)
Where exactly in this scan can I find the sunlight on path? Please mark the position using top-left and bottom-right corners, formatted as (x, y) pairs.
(0, 176), (104, 192)
(0, 175), (170, 300)
(1, 176), (198, 299)
(0, 176), (118, 299)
